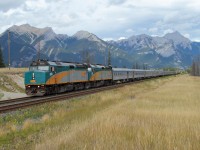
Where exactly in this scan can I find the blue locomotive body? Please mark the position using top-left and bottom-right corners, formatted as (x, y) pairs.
(24, 60), (177, 96)
(24, 60), (113, 96)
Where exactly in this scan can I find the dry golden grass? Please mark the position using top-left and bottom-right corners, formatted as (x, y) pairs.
(0, 72), (25, 92)
(1, 75), (200, 150)
(22, 119), (35, 130)
(0, 68), (28, 74)
(41, 114), (50, 122)
(34, 75), (200, 150)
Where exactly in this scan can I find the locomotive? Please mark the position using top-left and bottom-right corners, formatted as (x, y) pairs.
(24, 60), (112, 96)
(24, 59), (176, 96)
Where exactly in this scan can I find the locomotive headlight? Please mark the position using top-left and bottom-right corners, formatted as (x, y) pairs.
(38, 85), (40, 88)
(32, 73), (35, 79)
(28, 85), (30, 88)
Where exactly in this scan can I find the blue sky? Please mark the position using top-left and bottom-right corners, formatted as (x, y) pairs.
(0, 0), (200, 41)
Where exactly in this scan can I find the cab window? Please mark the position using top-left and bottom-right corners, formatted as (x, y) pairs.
(29, 66), (49, 71)
(50, 66), (55, 72)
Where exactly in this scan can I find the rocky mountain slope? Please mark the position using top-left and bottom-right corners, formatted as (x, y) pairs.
(0, 24), (200, 68)
(109, 31), (200, 68)
(0, 24), (129, 67)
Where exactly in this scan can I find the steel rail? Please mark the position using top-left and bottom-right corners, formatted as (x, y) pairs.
(0, 84), (124, 113)
(0, 75), (175, 114)
(0, 97), (33, 105)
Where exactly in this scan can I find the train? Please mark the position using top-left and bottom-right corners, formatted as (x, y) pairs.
(24, 59), (177, 96)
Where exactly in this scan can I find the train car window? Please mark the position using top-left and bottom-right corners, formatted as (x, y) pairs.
(38, 66), (49, 71)
(51, 66), (55, 72)
(30, 66), (49, 71)
(69, 65), (75, 69)
(29, 66), (37, 71)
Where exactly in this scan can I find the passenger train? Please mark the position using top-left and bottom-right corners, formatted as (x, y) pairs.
(24, 60), (177, 96)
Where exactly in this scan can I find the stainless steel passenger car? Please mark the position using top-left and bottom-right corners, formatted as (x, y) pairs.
(132, 69), (146, 78)
(112, 68), (176, 83)
(112, 68), (132, 81)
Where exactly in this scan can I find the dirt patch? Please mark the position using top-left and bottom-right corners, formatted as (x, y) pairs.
(0, 91), (27, 100)
(0, 73), (26, 100)
(7, 74), (25, 89)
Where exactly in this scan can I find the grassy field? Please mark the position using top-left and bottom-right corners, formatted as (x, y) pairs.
(0, 73), (24, 93)
(0, 74), (200, 149)
(0, 68), (26, 95)
(0, 68), (28, 74)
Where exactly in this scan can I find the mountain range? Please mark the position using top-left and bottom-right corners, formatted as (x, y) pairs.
(0, 24), (200, 69)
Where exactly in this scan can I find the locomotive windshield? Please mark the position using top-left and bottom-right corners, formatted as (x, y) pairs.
(29, 66), (49, 71)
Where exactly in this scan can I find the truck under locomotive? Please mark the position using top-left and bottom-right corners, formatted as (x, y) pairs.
(24, 60), (177, 96)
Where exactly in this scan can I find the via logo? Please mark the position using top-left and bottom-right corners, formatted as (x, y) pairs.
(32, 73), (35, 79)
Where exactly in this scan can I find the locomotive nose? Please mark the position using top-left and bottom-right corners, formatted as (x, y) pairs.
(24, 71), (48, 96)
(24, 71), (47, 85)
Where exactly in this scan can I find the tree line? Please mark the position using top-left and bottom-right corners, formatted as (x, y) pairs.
(191, 56), (200, 76)
(81, 49), (111, 66)
(0, 45), (5, 68)
(132, 62), (148, 70)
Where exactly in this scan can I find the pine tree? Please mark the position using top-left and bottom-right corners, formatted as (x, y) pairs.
(0, 45), (5, 68)
(143, 63), (146, 70)
(191, 55), (200, 76)
(135, 62), (139, 69)
(81, 50), (91, 64)
(108, 49), (111, 66)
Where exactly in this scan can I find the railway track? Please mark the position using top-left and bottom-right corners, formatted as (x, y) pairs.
(0, 83), (125, 114)
(0, 76), (173, 114)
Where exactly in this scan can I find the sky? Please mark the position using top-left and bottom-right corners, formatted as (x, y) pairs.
(0, 0), (200, 41)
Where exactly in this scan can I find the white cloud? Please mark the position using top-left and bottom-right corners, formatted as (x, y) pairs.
(103, 37), (114, 41)
(193, 39), (200, 42)
(125, 29), (134, 34)
(0, 0), (25, 12)
(108, 0), (127, 5)
(118, 37), (127, 40)
(184, 33), (190, 39)
(0, 0), (200, 40)
(25, 0), (48, 11)
(164, 29), (174, 35)
(148, 28), (158, 33)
